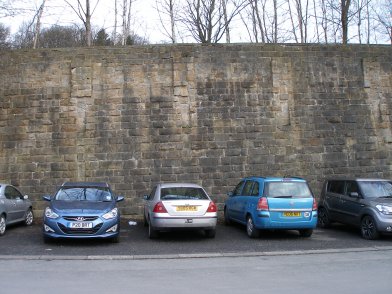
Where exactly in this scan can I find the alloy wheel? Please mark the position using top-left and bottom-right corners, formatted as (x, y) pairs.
(361, 216), (379, 240)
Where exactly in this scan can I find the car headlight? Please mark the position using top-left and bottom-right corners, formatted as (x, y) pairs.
(45, 207), (59, 219)
(376, 204), (392, 215)
(102, 208), (118, 220)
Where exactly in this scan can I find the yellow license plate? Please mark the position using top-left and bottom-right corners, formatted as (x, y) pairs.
(176, 206), (197, 212)
(283, 212), (301, 217)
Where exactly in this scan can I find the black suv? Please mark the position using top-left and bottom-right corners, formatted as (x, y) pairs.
(318, 178), (392, 240)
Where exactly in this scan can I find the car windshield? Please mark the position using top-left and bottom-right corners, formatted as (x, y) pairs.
(264, 182), (312, 198)
(160, 187), (208, 200)
(55, 187), (113, 201)
(358, 181), (392, 198)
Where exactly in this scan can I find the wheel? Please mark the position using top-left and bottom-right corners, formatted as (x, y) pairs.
(317, 207), (331, 228)
(143, 213), (148, 227)
(24, 209), (34, 226)
(148, 219), (159, 239)
(205, 229), (216, 238)
(361, 215), (379, 240)
(111, 234), (120, 243)
(0, 215), (6, 236)
(224, 207), (231, 225)
(246, 215), (259, 238)
(43, 235), (51, 244)
(299, 229), (313, 237)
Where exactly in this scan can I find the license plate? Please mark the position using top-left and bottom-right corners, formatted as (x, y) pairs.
(283, 212), (301, 217)
(176, 206), (197, 212)
(69, 222), (93, 229)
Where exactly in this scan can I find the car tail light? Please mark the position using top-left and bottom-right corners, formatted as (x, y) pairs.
(207, 201), (217, 213)
(153, 202), (168, 213)
(257, 197), (269, 211)
(312, 199), (318, 211)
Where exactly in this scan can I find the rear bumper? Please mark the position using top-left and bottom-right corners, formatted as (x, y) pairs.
(254, 211), (318, 230)
(151, 216), (217, 230)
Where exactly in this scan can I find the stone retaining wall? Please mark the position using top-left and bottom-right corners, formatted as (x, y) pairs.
(0, 44), (391, 217)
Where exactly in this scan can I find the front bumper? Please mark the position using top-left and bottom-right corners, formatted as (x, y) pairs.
(43, 216), (120, 239)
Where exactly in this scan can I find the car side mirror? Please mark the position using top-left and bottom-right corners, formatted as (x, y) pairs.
(143, 195), (149, 200)
(227, 191), (233, 197)
(116, 196), (124, 202)
(350, 192), (360, 198)
(23, 195), (29, 200)
(43, 195), (51, 201)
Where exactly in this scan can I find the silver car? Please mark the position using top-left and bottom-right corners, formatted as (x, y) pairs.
(0, 183), (34, 236)
(143, 183), (217, 238)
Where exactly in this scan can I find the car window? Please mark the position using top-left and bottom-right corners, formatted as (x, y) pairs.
(358, 181), (392, 198)
(328, 181), (345, 194)
(55, 187), (113, 201)
(148, 186), (157, 200)
(251, 182), (260, 196)
(4, 186), (22, 200)
(160, 187), (208, 200)
(264, 182), (312, 198)
(345, 181), (360, 196)
(242, 181), (254, 196)
(232, 181), (245, 196)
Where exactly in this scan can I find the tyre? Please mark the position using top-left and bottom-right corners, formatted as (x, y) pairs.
(299, 229), (313, 237)
(0, 215), (6, 236)
(246, 215), (259, 238)
(317, 207), (331, 228)
(224, 207), (231, 225)
(361, 215), (379, 240)
(24, 209), (34, 226)
(148, 219), (159, 239)
(205, 229), (216, 238)
(111, 234), (120, 243)
(143, 213), (148, 227)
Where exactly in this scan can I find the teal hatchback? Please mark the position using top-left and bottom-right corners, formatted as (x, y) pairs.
(224, 177), (318, 238)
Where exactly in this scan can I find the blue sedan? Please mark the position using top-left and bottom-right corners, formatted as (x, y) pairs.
(42, 182), (124, 243)
(224, 177), (318, 238)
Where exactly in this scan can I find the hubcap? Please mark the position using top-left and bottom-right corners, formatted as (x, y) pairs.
(0, 217), (5, 234)
(26, 211), (33, 225)
(247, 218), (253, 235)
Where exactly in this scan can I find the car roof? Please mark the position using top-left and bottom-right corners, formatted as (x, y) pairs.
(61, 182), (110, 188)
(324, 178), (391, 182)
(244, 177), (307, 182)
(157, 183), (204, 189)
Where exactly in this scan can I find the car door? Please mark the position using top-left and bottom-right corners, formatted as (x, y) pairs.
(238, 180), (258, 222)
(227, 181), (245, 222)
(339, 181), (365, 225)
(324, 180), (345, 221)
(5, 186), (26, 221)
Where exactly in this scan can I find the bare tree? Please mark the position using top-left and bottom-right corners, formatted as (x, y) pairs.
(373, 0), (392, 44)
(0, 22), (11, 48)
(32, 0), (47, 49)
(155, 0), (179, 43)
(64, 0), (100, 46)
(180, 0), (247, 43)
(287, 0), (310, 43)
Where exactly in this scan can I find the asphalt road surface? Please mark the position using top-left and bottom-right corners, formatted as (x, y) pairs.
(1, 250), (392, 294)
(0, 218), (392, 257)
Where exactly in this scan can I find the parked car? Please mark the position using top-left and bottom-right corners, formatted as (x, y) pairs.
(42, 182), (124, 243)
(0, 183), (34, 236)
(143, 183), (218, 238)
(317, 178), (392, 240)
(224, 177), (318, 238)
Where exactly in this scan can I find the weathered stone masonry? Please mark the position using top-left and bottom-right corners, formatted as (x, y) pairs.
(0, 44), (391, 217)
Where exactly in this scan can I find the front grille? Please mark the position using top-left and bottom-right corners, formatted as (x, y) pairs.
(58, 223), (103, 235)
(63, 216), (99, 221)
